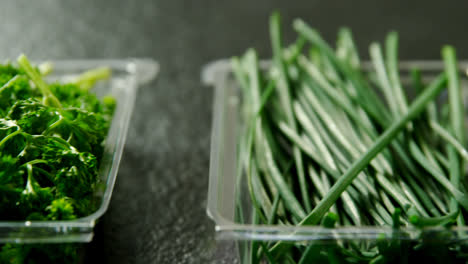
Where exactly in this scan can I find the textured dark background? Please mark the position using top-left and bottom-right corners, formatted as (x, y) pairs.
(1, 1), (468, 263)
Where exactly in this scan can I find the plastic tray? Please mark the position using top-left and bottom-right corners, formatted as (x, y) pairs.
(203, 58), (468, 242)
(0, 59), (159, 244)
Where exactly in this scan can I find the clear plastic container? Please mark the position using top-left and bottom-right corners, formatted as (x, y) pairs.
(0, 59), (159, 244)
(203, 59), (468, 262)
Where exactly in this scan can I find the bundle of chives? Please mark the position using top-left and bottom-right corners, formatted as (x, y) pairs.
(233, 12), (468, 264)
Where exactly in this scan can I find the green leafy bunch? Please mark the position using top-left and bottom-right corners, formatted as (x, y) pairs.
(0, 55), (114, 263)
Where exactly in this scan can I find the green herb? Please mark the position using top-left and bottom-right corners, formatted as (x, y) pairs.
(233, 12), (468, 263)
(0, 54), (114, 263)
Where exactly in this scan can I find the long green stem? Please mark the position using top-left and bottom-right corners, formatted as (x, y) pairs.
(370, 42), (399, 118)
(270, 12), (311, 212)
(443, 46), (465, 144)
(17, 54), (62, 108)
(443, 45), (466, 228)
(385, 31), (408, 116)
(336, 27), (360, 68)
(430, 121), (468, 162)
(0, 129), (22, 149)
(263, 135), (306, 220)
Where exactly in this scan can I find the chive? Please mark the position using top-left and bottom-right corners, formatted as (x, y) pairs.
(295, 97), (379, 199)
(321, 167), (361, 225)
(301, 86), (364, 161)
(433, 150), (450, 170)
(268, 192), (281, 225)
(430, 121), (468, 162)
(299, 74), (447, 226)
(336, 27), (360, 68)
(385, 31), (409, 116)
(376, 173), (411, 210)
(398, 180), (429, 217)
(408, 141), (468, 210)
(278, 121), (336, 176)
(443, 46), (465, 144)
(366, 202), (387, 226)
(405, 173), (442, 216)
(409, 210), (459, 227)
(303, 83), (393, 174)
(263, 136), (306, 220)
(442, 46), (467, 229)
(298, 55), (376, 136)
(296, 97), (354, 168)
(241, 52), (273, 224)
(231, 57), (250, 95)
(374, 202), (393, 225)
(300, 113), (377, 200)
(247, 161), (269, 223)
(308, 166), (327, 198)
(379, 190), (395, 214)
(370, 42), (400, 118)
(413, 67), (439, 124)
(270, 12), (312, 212)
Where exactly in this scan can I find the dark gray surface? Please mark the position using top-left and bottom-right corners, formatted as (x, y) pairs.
(1, 1), (468, 263)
